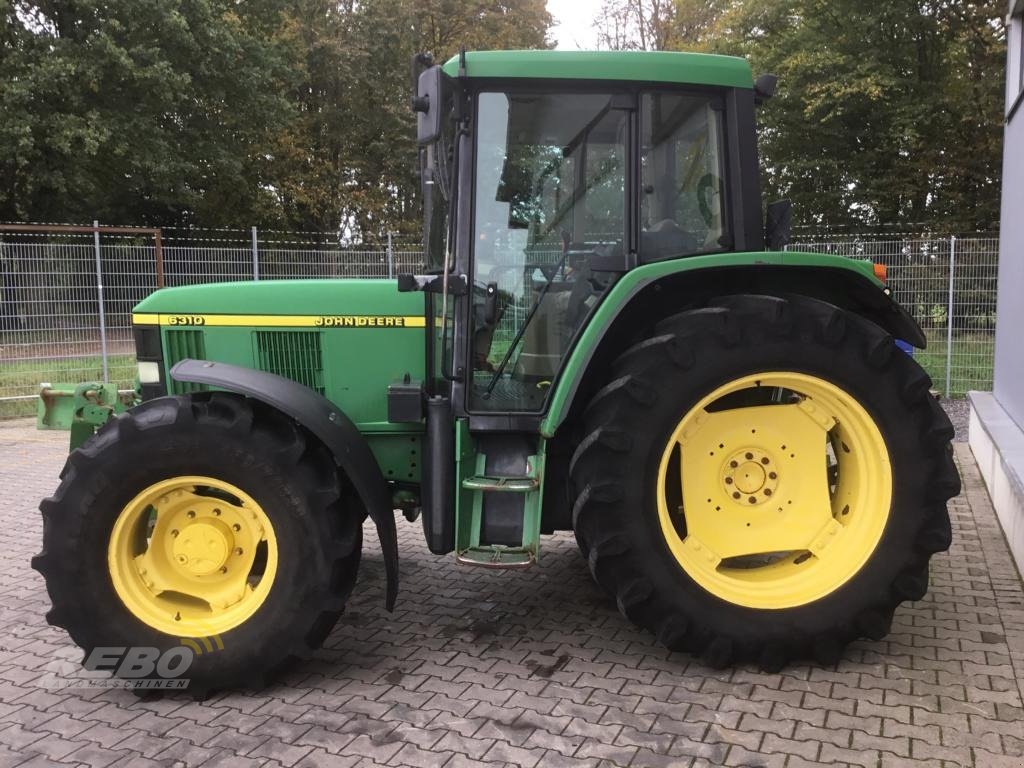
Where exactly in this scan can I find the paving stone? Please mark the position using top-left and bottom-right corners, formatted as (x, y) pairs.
(535, 752), (599, 768)
(723, 745), (786, 767)
(483, 741), (545, 768)
(434, 730), (496, 759)
(2, 425), (1023, 768)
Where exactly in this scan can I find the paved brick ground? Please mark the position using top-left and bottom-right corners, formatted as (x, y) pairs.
(1, 418), (1023, 767)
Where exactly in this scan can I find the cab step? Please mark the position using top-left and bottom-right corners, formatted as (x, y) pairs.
(462, 475), (539, 492)
(455, 430), (547, 567)
(457, 546), (535, 569)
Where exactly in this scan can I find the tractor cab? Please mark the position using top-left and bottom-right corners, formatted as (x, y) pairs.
(401, 50), (778, 568)
(410, 50), (767, 421)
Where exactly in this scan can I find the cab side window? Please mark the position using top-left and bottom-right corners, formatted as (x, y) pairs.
(640, 93), (728, 261)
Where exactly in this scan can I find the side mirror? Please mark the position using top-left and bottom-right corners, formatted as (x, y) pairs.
(414, 65), (453, 145)
(754, 74), (778, 106)
(765, 200), (792, 251)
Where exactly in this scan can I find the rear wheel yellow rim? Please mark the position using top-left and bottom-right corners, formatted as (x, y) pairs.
(657, 372), (892, 610)
(108, 476), (278, 636)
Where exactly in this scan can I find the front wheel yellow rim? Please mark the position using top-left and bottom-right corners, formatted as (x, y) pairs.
(657, 372), (892, 610)
(108, 476), (278, 636)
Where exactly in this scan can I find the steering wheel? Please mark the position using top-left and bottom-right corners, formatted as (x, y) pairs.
(696, 173), (721, 227)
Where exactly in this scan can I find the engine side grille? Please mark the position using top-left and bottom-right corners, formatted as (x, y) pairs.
(255, 331), (324, 394)
(165, 330), (208, 394)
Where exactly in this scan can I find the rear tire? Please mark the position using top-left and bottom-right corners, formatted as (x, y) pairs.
(570, 294), (957, 669)
(33, 392), (362, 693)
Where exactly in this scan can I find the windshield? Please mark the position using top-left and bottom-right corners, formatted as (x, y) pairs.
(470, 91), (626, 412)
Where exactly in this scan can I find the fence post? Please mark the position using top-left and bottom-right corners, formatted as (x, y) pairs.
(945, 235), (957, 398)
(153, 229), (165, 288)
(251, 226), (260, 280)
(93, 220), (109, 382)
(386, 231), (394, 279)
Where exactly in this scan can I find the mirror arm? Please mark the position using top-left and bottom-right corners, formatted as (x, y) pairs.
(410, 52), (434, 111)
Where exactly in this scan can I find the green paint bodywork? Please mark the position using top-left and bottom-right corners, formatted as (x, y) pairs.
(42, 247), (885, 565)
(135, 279), (427, 479)
(540, 251), (882, 437)
(63, 252), (878, 484)
(442, 50), (753, 89)
(134, 279), (423, 318)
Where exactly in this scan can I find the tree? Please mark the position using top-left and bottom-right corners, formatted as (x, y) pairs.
(709, 0), (1005, 232)
(593, 0), (1005, 232)
(1, 1), (553, 234)
(594, 0), (726, 51)
(269, 0), (553, 240)
(0, 0), (295, 227)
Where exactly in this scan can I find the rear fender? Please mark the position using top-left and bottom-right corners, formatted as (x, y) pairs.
(170, 359), (399, 610)
(542, 251), (924, 438)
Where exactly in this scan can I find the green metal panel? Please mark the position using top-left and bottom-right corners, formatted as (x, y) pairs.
(454, 419), (477, 553)
(164, 330), (207, 394)
(367, 433), (422, 484)
(254, 331), (325, 394)
(135, 279), (426, 431)
(135, 278), (427, 477)
(441, 50), (753, 89)
(540, 251), (882, 437)
(134, 279), (422, 316)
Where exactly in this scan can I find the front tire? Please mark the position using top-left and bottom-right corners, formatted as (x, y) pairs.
(570, 294), (958, 669)
(33, 393), (362, 693)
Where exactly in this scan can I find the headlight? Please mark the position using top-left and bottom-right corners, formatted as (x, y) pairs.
(138, 361), (161, 384)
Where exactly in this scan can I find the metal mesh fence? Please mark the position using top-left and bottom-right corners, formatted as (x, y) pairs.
(0, 223), (999, 418)
(0, 226), (424, 417)
(788, 235), (999, 396)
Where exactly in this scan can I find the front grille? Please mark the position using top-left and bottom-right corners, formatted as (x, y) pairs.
(255, 331), (324, 394)
(165, 330), (208, 394)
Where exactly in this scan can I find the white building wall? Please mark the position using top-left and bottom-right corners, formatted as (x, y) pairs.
(994, 2), (1024, 427)
(970, 1), (1024, 577)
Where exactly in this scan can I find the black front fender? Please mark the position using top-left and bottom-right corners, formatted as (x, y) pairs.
(170, 359), (399, 610)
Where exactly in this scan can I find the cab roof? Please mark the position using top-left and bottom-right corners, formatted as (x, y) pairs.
(441, 50), (753, 90)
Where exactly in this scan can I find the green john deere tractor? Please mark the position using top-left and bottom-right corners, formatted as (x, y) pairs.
(33, 50), (958, 691)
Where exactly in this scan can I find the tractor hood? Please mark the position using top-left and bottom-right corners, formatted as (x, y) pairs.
(133, 279), (424, 319)
(132, 279), (426, 433)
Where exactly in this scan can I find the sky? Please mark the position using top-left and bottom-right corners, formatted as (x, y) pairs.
(547, 0), (602, 50)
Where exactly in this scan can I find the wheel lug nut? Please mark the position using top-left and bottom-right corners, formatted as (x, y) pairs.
(171, 529), (179, 537)
(213, 508), (221, 516)
(730, 460), (738, 468)
(748, 497), (757, 504)
(219, 566), (228, 574)
(232, 524), (241, 532)
(745, 452), (753, 460)
(187, 511), (196, 519)
(761, 457), (770, 465)
(764, 489), (773, 496)
(732, 492), (741, 499)
(769, 472), (778, 480)
(725, 477), (733, 485)
(234, 547), (243, 555)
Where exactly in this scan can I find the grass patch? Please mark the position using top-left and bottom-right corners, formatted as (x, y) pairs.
(0, 354), (136, 419)
(0, 325), (992, 421)
(917, 329), (994, 396)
